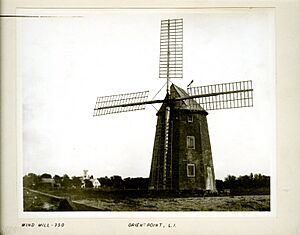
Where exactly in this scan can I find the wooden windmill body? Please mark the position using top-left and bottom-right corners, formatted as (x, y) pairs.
(93, 19), (253, 192)
(149, 84), (216, 191)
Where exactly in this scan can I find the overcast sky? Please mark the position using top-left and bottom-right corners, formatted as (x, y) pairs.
(18, 8), (275, 180)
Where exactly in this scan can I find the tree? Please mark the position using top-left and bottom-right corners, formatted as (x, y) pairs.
(237, 175), (250, 187)
(215, 179), (224, 191)
(110, 175), (123, 189)
(53, 175), (62, 183)
(99, 176), (112, 188)
(71, 176), (82, 188)
(123, 177), (148, 190)
(23, 173), (40, 188)
(40, 173), (52, 179)
(224, 175), (236, 188)
(83, 179), (93, 188)
(52, 175), (62, 188)
(61, 174), (71, 188)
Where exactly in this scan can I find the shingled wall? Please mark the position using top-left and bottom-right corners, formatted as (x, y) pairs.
(148, 84), (217, 192)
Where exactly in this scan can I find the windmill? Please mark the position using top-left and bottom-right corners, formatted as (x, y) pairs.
(93, 19), (253, 192)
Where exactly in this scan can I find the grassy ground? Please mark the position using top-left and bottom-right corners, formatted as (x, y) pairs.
(74, 195), (270, 211)
(24, 188), (270, 211)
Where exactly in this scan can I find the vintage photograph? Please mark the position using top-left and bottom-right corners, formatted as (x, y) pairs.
(19, 9), (275, 212)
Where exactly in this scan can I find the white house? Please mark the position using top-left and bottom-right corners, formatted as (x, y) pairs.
(91, 179), (101, 188)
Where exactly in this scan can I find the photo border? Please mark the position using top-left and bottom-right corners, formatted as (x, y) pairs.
(1, 1), (300, 235)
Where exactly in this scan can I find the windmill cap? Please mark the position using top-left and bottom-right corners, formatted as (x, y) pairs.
(157, 84), (207, 114)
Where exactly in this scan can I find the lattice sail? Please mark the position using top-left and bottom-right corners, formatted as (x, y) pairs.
(93, 91), (149, 116)
(187, 80), (253, 111)
(159, 19), (183, 79)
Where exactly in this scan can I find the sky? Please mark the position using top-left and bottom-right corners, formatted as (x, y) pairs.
(18, 8), (275, 180)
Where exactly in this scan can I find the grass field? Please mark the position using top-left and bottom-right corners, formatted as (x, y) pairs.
(23, 188), (270, 211)
(74, 195), (270, 211)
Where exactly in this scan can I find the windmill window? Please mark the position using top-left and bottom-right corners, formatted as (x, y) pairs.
(187, 164), (196, 177)
(187, 136), (195, 149)
(187, 115), (193, 123)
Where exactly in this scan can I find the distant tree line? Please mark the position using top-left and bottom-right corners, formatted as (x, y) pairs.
(23, 172), (270, 195)
(96, 176), (149, 190)
(23, 173), (148, 190)
(216, 173), (270, 195)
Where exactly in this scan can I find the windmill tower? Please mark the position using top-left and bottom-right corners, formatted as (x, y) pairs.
(93, 19), (253, 192)
(148, 84), (216, 191)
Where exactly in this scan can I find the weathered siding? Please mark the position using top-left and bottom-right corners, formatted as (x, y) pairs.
(148, 85), (217, 192)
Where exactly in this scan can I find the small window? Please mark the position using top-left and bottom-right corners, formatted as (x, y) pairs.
(187, 164), (195, 177)
(187, 136), (195, 149)
(187, 115), (193, 123)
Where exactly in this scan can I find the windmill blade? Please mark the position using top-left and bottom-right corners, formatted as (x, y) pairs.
(159, 19), (183, 79)
(93, 91), (150, 116)
(187, 80), (253, 111)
